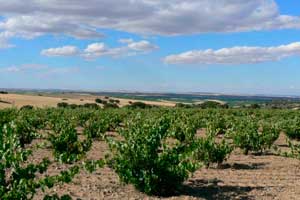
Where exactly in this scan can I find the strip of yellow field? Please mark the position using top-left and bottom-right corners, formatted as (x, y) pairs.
(0, 93), (96, 108)
(0, 93), (176, 108)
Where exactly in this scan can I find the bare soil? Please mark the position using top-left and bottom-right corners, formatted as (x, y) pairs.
(27, 131), (300, 200)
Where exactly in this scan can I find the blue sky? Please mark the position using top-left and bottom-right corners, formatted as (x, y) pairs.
(0, 0), (300, 95)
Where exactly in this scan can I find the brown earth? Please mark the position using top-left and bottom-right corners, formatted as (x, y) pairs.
(28, 131), (300, 200)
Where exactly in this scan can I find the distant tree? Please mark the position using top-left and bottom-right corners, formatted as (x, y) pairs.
(249, 103), (261, 109)
(104, 103), (119, 109)
(175, 103), (193, 108)
(95, 98), (103, 104)
(83, 103), (100, 109)
(69, 104), (79, 109)
(0, 91), (8, 94)
(126, 101), (152, 109)
(198, 101), (228, 109)
(57, 102), (69, 108)
(20, 105), (34, 110)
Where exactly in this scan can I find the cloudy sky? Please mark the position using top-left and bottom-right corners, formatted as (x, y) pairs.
(0, 0), (300, 95)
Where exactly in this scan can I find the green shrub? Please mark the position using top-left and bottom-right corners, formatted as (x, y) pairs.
(281, 117), (300, 140)
(228, 118), (279, 155)
(198, 101), (228, 109)
(57, 102), (69, 108)
(0, 123), (79, 200)
(194, 126), (232, 167)
(83, 103), (99, 109)
(20, 105), (34, 110)
(84, 116), (110, 139)
(95, 98), (103, 104)
(103, 103), (119, 109)
(125, 102), (152, 109)
(14, 117), (37, 147)
(49, 121), (92, 163)
(109, 114), (199, 195)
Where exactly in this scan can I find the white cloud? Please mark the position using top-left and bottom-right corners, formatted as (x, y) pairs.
(164, 42), (300, 65)
(128, 40), (159, 52)
(41, 40), (159, 60)
(41, 46), (79, 57)
(0, 15), (104, 39)
(0, 0), (299, 41)
(84, 43), (107, 54)
(82, 43), (126, 59)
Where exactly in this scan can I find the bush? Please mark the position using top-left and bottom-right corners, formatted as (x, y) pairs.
(0, 123), (79, 200)
(68, 104), (79, 109)
(228, 118), (279, 155)
(84, 116), (110, 139)
(83, 103), (99, 109)
(249, 104), (261, 109)
(175, 103), (193, 108)
(95, 98), (103, 104)
(57, 102), (69, 108)
(109, 114), (199, 195)
(20, 105), (34, 110)
(0, 109), (17, 127)
(14, 117), (37, 147)
(103, 103), (119, 109)
(194, 127), (232, 167)
(198, 101), (228, 109)
(49, 121), (92, 163)
(281, 118), (300, 140)
(125, 101), (152, 109)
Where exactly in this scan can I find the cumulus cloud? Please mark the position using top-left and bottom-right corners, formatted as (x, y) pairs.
(127, 40), (159, 52)
(0, 15), (104, 39)
(41, 39), (159, 59)
(82, 43), (126, 59)
(41, 46), (79, 57)
(0, 0), (299, 42)
(164, 42), (300, 65)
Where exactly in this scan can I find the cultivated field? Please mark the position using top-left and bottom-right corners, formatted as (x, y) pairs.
(1, 104), (300, 200)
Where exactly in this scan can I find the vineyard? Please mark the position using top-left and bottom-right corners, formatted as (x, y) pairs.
(1, 106), (300, 199)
